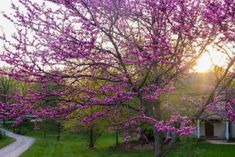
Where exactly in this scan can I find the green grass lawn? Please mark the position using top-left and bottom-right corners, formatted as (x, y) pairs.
(0, 136), (15, 149)
(20, 131), (153, 157)
(167, 141), (235, 157)
(19, 129), (235, 157)
(197, 142), (235, 157)
(2, 121), (232, 157)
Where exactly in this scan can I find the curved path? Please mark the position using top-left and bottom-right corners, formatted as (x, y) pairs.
(0, 129), (35, 157)
(207, 140), (235, 145)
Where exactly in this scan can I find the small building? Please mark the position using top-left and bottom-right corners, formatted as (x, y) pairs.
(196, 111), (232, 140)
(195, 87), (235, 140)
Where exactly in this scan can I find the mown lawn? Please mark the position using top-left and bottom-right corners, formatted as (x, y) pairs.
(20, 129), (235, 157)
(0, 136), (15, 149)
(167, 141), (235, 157)
(192, 142), (235, 157)
(20, 131), (153, 157)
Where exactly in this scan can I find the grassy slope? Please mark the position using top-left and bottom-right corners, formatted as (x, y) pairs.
(0, 136), (15, 149)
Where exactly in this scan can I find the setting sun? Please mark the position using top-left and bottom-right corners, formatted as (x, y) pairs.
(193, 47), (228, 73)
(194, 54), (213, 73)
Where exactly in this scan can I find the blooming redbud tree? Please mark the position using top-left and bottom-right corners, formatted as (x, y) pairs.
(1, 0), (235, 156)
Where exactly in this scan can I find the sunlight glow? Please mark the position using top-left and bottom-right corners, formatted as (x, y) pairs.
(193, 47), (228, 73)
(194, 54), (213, 73)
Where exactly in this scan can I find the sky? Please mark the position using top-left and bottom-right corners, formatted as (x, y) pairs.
(0, 1), (15, 67)
(0, 1), (230, 73)
(0, 0), (48, 35)
(0, 1), (15, 35)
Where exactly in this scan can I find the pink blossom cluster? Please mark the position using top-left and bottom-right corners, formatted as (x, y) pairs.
(0, 102), (35, 126)
(226, 99), (235, 122)
(120, 112), (194, 138)
(155, 115), (194, 136)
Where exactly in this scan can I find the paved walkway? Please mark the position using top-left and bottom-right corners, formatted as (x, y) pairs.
(0, 129), (35, 157)
(207, 140), (235, 145)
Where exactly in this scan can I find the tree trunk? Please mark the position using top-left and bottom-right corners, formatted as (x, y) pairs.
(145, 100), (164, 157)
(89, 126), (94, 148)
(153, 129), (164, 157)
(44, 130), (47, 139)
(43, 120), (47, 138)
(115, 128), (119, 146)
(56, 122), (61, 141)
(3, 119), (5, 128)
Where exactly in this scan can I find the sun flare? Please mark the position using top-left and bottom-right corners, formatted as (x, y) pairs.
(194, 54), (213, 73)
(193, 48), (228, 73)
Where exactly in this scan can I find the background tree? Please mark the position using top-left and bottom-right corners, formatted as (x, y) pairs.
(0, 76), (15, 127)
(35, 80), (67, 141)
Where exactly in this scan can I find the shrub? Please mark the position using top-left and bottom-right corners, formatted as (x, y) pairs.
(140, 123), (154, 142)
(175, 137), (203, 157)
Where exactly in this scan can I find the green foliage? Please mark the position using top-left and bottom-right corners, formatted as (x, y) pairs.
(16, 81), (33, 96)
(37, 82), (61, 107)
(140, 123), (154, 142)
(174, 137), (203, 157)
(41, 119), (62, 134)
(15, 127), (28, 135)
(0, 76), (16, 103)
(160, 72), (219, 120)
(15, 121), (34, 135)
